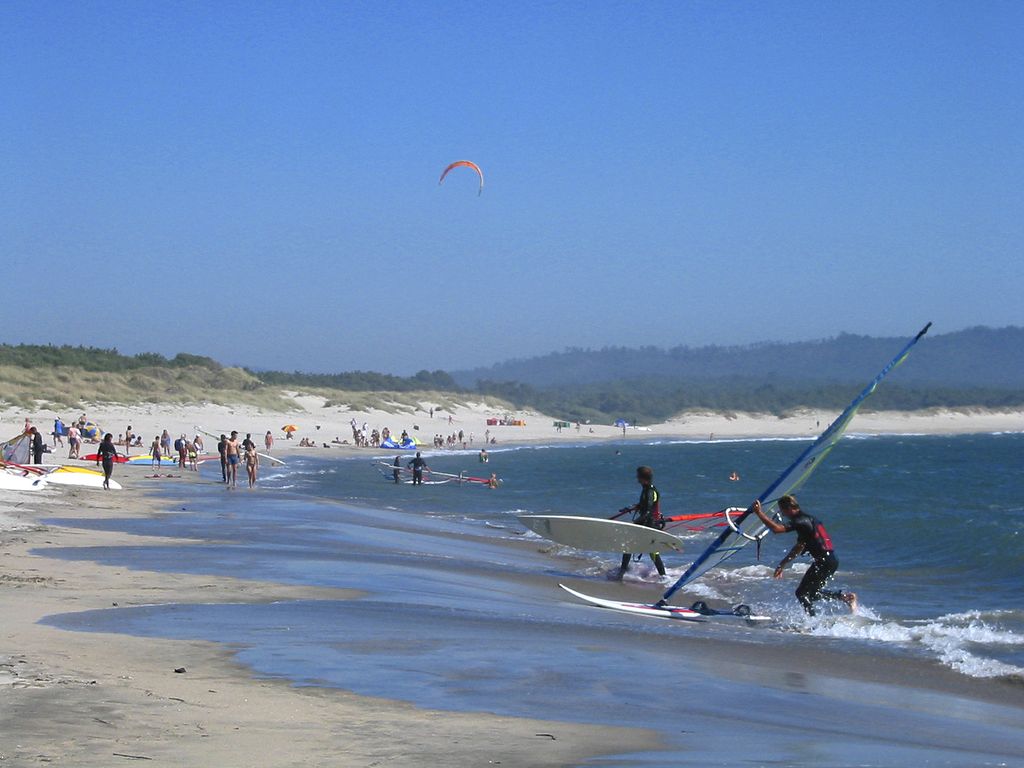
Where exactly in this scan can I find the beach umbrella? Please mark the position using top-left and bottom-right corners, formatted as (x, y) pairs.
(281, 425), (298, 433)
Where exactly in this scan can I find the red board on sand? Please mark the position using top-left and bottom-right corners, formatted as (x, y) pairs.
(81, 454), (129, 463)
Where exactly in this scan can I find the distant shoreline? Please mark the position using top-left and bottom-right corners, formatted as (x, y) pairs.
(4, 399), (1022, 463)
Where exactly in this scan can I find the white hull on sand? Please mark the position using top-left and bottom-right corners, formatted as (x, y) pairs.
(0, 471), (46, 491)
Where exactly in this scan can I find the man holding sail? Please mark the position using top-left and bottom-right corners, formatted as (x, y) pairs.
(750, 495), (857, 616)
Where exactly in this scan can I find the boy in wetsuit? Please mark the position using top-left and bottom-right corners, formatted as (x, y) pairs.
(615, 466), (667, 579)
(750, 494), (857, 616)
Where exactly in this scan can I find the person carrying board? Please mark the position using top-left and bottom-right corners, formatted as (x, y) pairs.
(613, 466), (667, 579)
(750, 495), (857, 616)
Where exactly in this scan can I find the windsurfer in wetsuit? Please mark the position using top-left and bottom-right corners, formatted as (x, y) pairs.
(392, 455), (401, 484)
(95, 433), (119, 490)
(615, 465), (667, 579)
(407, 452), (429, 485)
(750, 494), (857, 616)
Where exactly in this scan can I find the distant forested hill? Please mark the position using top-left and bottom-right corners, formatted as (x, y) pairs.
(3, 327), (1021, 420)
(454, 326), (1024, 390)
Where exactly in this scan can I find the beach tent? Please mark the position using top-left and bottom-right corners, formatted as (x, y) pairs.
(398, 437), (417, 449)
(380, 437), (401, 449)
(614, 419), (630, 428)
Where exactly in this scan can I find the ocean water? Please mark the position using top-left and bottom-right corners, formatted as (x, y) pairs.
(41, 432), (1024, 766)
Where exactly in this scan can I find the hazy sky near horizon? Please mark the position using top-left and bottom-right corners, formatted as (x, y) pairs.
(2, 2), (1021, 374)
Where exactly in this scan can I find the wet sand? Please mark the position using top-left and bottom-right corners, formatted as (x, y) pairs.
(0, 483), (655, 767)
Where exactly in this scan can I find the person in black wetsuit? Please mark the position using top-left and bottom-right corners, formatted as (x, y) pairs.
(750, 494), (857, 616)
(95, 433), (119, 490)
(217, 434), (228, 483)
(392, 455), (402, 484)
(615, 465), (667, 579)
(407, 452), (429, 485)
(29, 427), (45, 464)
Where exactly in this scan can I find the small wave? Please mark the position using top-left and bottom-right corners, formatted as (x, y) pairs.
(802, 611), (1024, 680)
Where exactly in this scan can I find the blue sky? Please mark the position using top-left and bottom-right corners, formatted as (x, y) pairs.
(2, 1), (1021, 374)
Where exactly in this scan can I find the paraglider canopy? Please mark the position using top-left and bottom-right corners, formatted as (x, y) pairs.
(439, 160), (484, 195)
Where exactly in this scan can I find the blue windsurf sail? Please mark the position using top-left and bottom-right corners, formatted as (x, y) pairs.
(659, 322), (932, 605)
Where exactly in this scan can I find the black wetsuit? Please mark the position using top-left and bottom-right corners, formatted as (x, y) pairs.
(392, 457), (401, 484)
(407, 456), (428, 485)
(217, 440), (227, 482)
(31, 431), (44, 464)
(620, 483), (666, 577)
(96, 440), (118, 487)
(783, 512), (845, 615)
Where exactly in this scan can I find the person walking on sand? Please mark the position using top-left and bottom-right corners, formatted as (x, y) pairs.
(749, 495), (858, 616)
(245, 441), (259, 488)
(67, 423), (80, 459)
(161, 429), (172, 460)
(407, 451), (429, 485)
(225, 431), (241, 488)
(96, 433), (119, 490)
(52, 417), (65, 448)
(150, 436), (163, 469)
(187, 438), (198, 471)
(124, 425), (133, 458)
(612, 466), (667, 579)
(265, 431), (274, 452)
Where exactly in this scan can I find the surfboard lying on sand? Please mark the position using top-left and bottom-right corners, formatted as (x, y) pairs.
(82, 453), (129, 463)
(518, 515), (684, 553)
(0, 471), (46, 491)
(559, 584), (770, 623)
(43, 466), (122, 490)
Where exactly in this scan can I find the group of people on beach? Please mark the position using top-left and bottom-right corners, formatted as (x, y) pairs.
(617, 465), (857, 617)
(215, 431), (260, 489)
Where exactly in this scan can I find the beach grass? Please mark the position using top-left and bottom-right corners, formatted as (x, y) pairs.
(0, 364), (516, 416)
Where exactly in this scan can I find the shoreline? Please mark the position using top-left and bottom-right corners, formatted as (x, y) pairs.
(0, 482), (656, 766)
(5, 401), (1023, 467)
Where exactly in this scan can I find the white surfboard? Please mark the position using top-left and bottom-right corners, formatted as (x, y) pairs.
(517, 515), (684, 553)
(44, 467), (122, 490)
(0, 471), (46, 491)
(559, 583), (770, 623)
